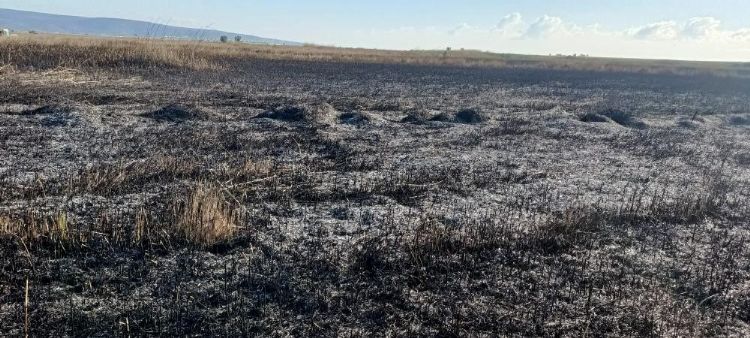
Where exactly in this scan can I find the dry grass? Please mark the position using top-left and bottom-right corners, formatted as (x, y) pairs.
(0, 35), (215, 70)
(1, 34), (748, 77)
(67, 155), (200, 196)
(172, 183), (242, 246)
(0, 211), (70, 244)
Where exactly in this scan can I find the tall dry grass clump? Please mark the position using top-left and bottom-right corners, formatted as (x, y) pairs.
(0, 35), (216, 70)
(0, 211), (71, 244)
(173, 183), (242, 246)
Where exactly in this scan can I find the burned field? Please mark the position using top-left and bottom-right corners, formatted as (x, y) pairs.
(1, 50), (750, 336)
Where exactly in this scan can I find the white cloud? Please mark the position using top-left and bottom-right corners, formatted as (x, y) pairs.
(497, 13), (523, 30)
(631, 21), (680, 40)
(682, 17), (722, 39)
(732, 29), (750, 41)
(629, 16), (750, 42)
(323, 14), (750, 61)
(524, 15), (570, 39)
(495, 13), (524, 37)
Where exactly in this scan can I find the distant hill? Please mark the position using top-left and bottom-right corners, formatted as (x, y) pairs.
(0, 8), (299, 45)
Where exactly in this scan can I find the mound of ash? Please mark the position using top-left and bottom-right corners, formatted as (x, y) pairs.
(427, 108), (488, 124)
(21, 105), (73, 116)
(429, 112), (454, 123)
(727, 114), (750, 126)
(579, 112), (610, 123)
(141, 104), (209, 123)
(454, 108), (487, 124)
(257, 105), (306, 122)
(339, 111), (370, 126)
(21, 105), (80, 127)
(401, 109), (433, 124)
(580, 109), (647, 129)
(676, 115), (706, 129)
(256, 103), (338, 125)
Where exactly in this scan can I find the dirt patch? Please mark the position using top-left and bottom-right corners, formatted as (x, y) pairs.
(141, 104), (208, 123)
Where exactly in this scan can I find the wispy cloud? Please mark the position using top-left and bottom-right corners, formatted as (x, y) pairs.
(449, 23), (475, 35)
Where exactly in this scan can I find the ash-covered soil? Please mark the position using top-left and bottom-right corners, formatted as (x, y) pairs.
(1, 60), (750, 336)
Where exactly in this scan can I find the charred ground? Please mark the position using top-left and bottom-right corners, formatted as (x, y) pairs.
(1, 45), (750, 336)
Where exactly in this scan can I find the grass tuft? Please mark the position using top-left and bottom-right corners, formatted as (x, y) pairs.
(173, 183), (242, 246)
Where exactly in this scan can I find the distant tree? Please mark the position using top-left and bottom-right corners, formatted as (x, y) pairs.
(234, 35), (242, 43)
(220, 35), (228, 43)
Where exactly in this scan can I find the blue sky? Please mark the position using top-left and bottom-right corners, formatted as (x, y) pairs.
(2, 1), (750, 60)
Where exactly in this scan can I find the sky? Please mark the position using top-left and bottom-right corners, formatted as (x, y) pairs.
(2, 0), (750, 61)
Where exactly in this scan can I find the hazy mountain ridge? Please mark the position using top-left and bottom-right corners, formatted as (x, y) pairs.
(0, 8), (299, 45)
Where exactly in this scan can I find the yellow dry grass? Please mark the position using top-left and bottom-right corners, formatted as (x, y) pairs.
(1, 33), (748, 77)
(173, 183), (242, 246)
(0, 211), (70, 243)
